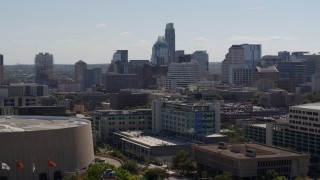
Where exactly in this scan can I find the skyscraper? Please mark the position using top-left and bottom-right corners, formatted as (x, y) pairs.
(221, 44), (261, 84)
(151, 36), (170, 65)
(111, 50), (128, 74)
(0, 54), (3, 85)
(75, 60), (87, 91)
(165, 23), (175, 64)
(192, 51), (209, 73)
(35, 52), (53, 85)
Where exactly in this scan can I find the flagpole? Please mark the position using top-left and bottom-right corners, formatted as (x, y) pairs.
(16, 161), (18, 180)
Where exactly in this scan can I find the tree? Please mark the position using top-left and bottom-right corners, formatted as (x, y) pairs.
(86, 162), (139, 180)
(213, 172), (232, 180)
(172, 150), (193, 174)
(121, 160), (140, 175)
(86, 163), (115, 180)
(144, 168), (168, 180)
(263, 169), (279, 180)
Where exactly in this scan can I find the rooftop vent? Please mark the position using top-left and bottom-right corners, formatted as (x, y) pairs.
(231, 145), (241, 153)
(245, 149), (257, 157)
(218, 142), (227, 150)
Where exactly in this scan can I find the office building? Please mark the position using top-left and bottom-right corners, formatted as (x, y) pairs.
(277, 61), (307, 87)
(152, 99), (221, 140)
(252, 66), (279, 91)
(278, 51), (291, 61)
(151, 36), (170, 65)
(165, 61), (203, 90)
(0, 116), (94, 180)
(85, 68), (102, 89)
(75, 60), (87, 91)
(113, 131), (191, 162)
(259, 89), (295, 108)
(110, 90), (149, 110)
(221, 44), (261, 84)
(193, 143), (310, 179)
(35, 53), (53, 85)
(229, 64), (252, 86)
(192, 51), (209, 73)
(94, 109), (152, 142)
(112, 50), (128, 74)
(165, 23), (175, 64)
(244, 103), (320, 158)
(104, 74), (139, 93)
(0, 54), (3, 85)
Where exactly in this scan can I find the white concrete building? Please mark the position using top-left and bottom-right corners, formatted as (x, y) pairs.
(165, 61), (203, 90)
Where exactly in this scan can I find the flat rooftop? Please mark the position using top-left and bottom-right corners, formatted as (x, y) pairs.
(251, 124), (267, 128)
(116, 131), (190, 147)
(194, 143), (305, 159)
(292, 103), (320, 111)
(0, 116), (89, 132)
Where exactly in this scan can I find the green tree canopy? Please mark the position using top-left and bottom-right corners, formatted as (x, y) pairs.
(144, 168), (168, 180)
(121, 160), (140, 175)
(172, 150), (193, 174)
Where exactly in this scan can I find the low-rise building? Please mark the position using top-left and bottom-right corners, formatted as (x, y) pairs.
(113, 131), (192, 162)
(193, 143), (310, 179)
(259, 89), (295, 108)
(110, 90), (149, 109)
(94, 109), (152, 143)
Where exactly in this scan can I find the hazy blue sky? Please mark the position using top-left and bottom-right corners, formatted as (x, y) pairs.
(0, 0), (319, 64)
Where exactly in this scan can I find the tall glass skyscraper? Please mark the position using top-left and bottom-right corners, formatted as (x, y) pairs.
(165, 23), (175, 64)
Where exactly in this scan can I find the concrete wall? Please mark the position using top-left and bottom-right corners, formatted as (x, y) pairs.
(0, 123), (94, 180)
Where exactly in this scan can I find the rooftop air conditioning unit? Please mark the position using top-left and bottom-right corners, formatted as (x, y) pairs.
(218, 142), (227, 150)
(245, 149), (257, 157)
(231, 145), (241, 153)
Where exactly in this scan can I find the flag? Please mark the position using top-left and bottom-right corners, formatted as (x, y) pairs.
(32, 163), (35, 173)
(48, 160), (56, 167)
(1, 163), (10, 170)
(16, 161), (24, 169)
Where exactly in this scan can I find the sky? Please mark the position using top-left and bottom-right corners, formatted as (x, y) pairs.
(0, 0), (320, 65)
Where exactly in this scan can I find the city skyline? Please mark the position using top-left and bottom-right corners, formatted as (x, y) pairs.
(0, 0), (320, 64)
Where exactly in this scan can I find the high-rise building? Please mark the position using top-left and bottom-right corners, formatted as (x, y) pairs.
(112, 50), (128, 62)
(151, 36), (170, 65)
(165, 61), (203, 90)
(192, 51), (209, 73)
(277, 61), (307, 87)
(35, 53), (53, 85)
(278, 51), (291, 61)
(75, 60), (87, 91)
(85, 68), (102, 89)
(165, 23), (175, 64)
(111, 50), (128, 74)
(221, 44), (261, 84)
(104, 74), (139, 93)
(0, 54), (3, 85)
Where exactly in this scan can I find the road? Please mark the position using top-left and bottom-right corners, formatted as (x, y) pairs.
(95, 156), (122, 167)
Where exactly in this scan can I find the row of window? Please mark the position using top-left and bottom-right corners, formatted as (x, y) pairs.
(108, 121), (145, 125)
(258, 160), (291, 167)
(291, 115), (319, 122)
(101, 116), (149, 120)
(290, 109), (319, 116)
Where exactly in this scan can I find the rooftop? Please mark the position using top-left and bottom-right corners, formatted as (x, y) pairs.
(194, 143), (305, 159)
(116, 131), (190, 147)
(0, 116), (89, 133)
(292, 103), (320, 111)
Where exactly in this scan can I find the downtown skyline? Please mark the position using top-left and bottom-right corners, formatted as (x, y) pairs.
(0, 0), (320, 64)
